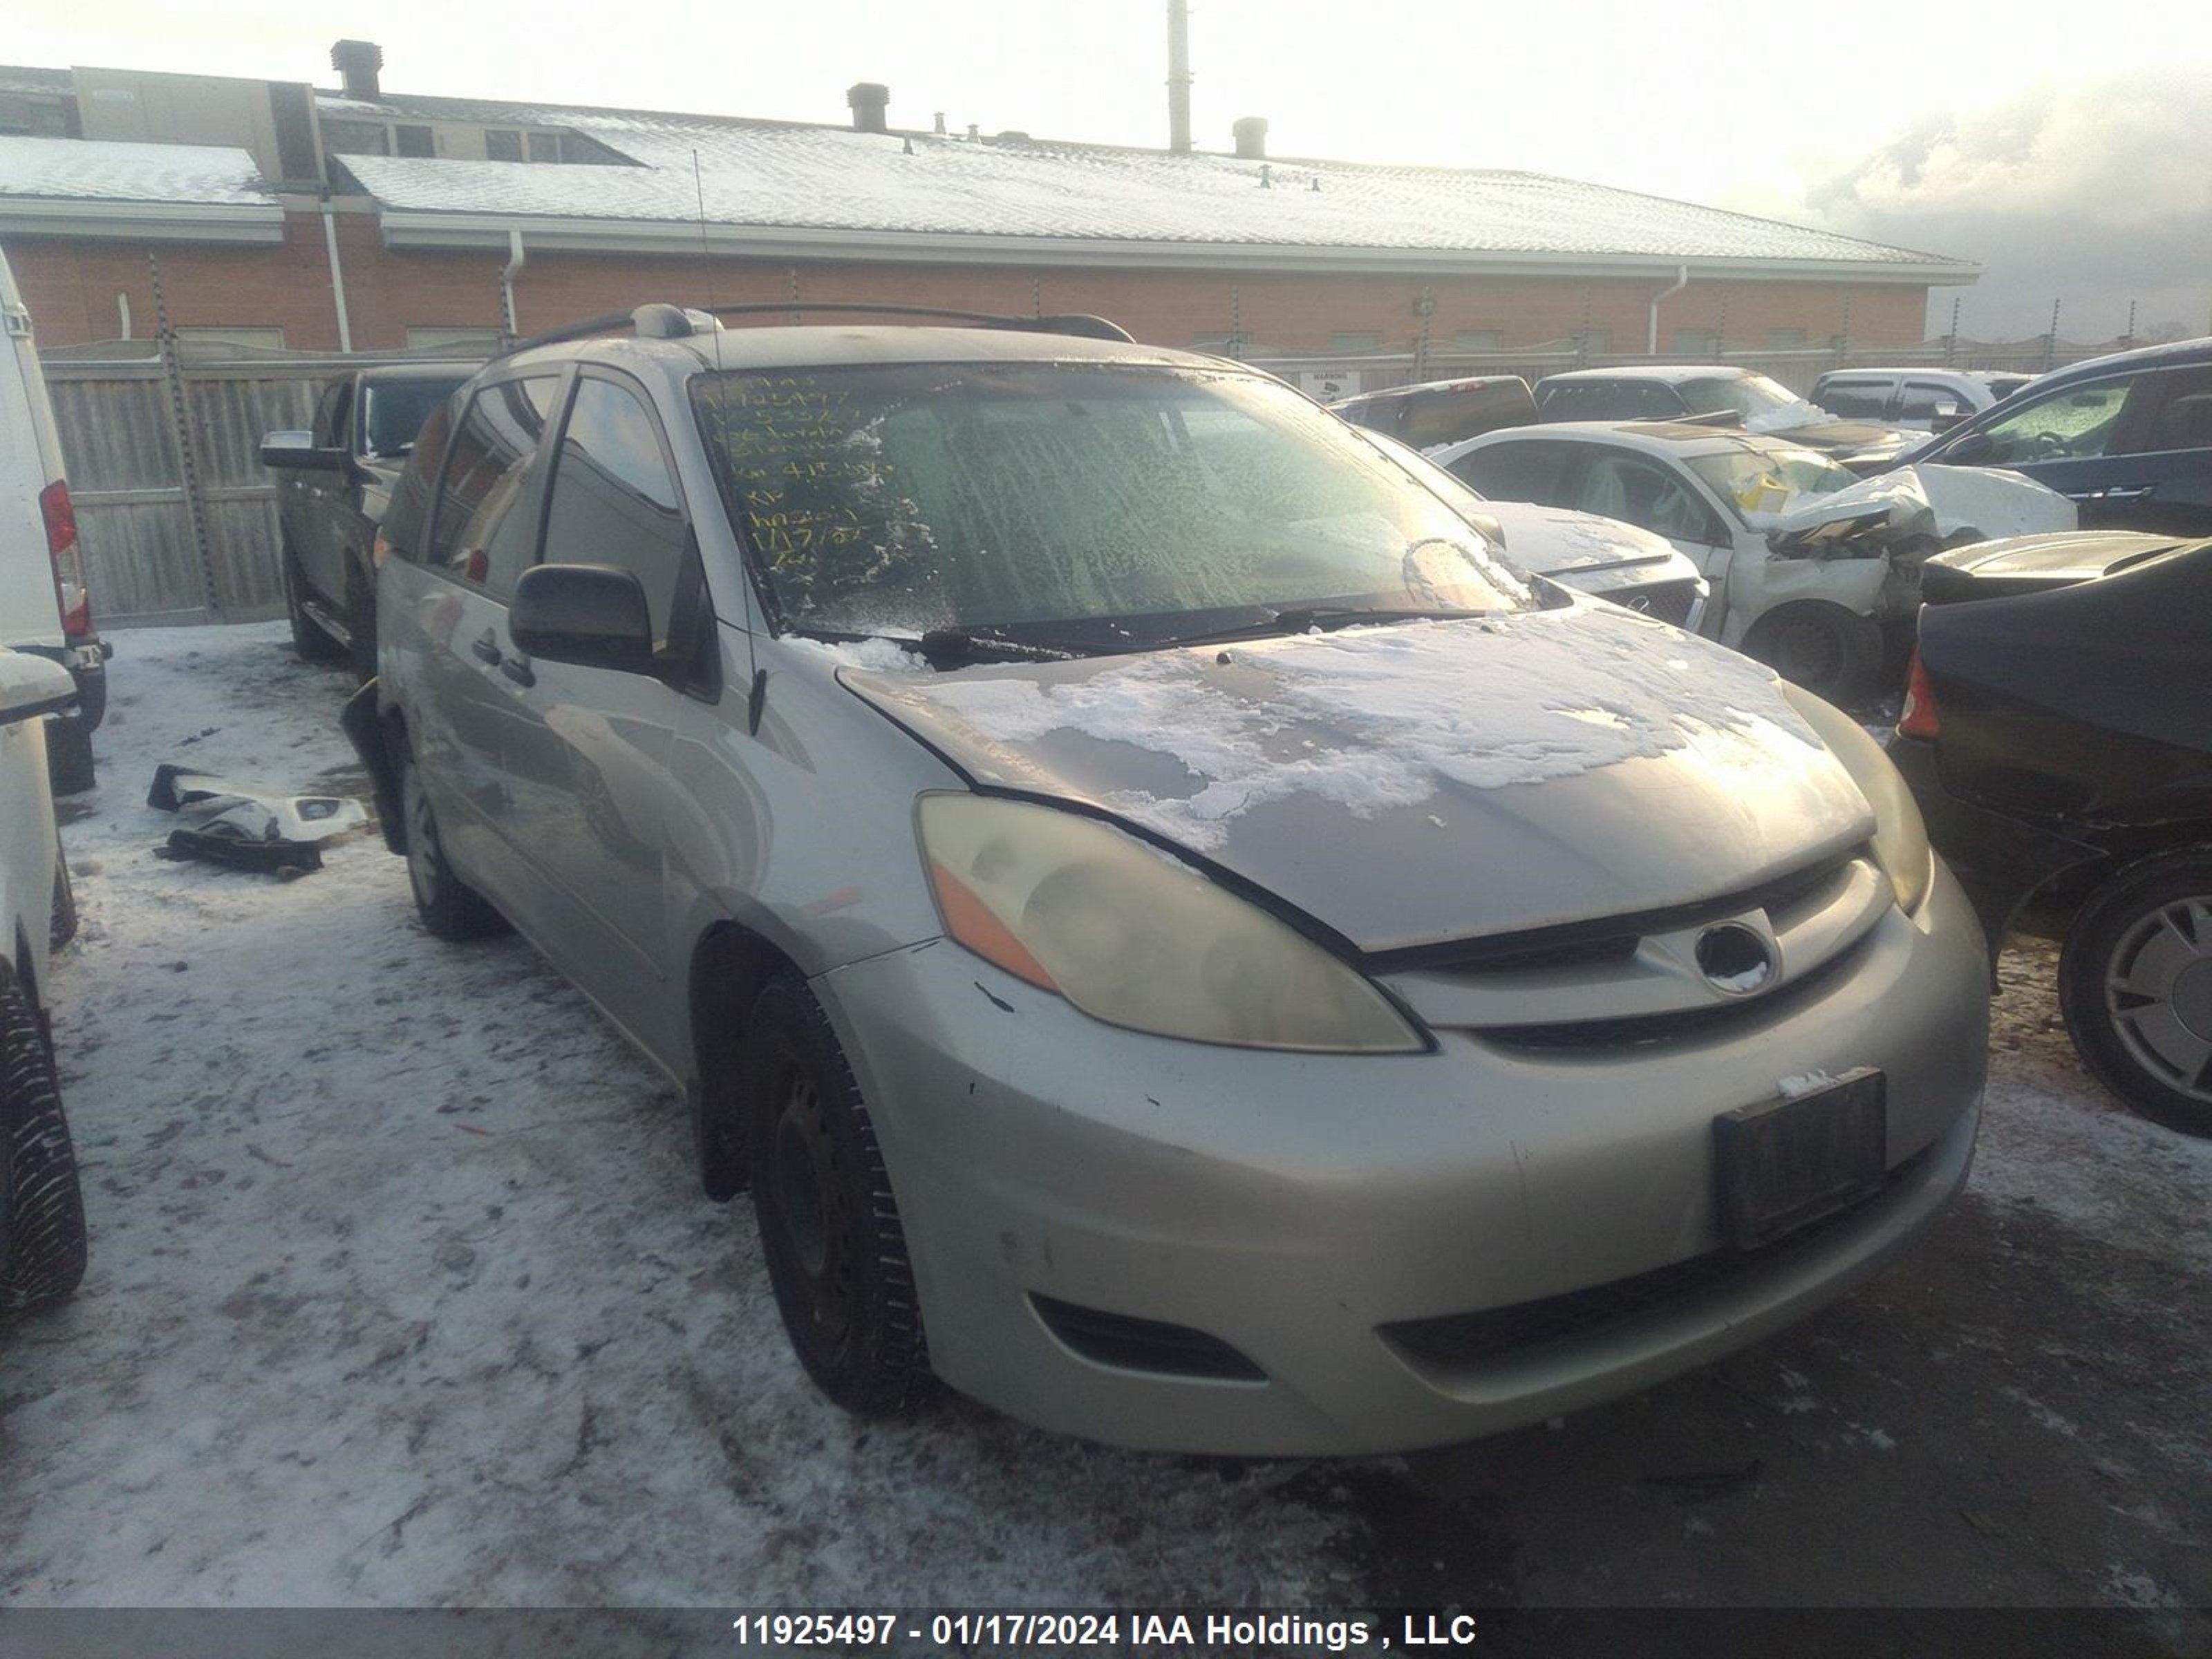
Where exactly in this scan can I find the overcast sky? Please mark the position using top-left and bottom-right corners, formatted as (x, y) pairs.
(15, 0), (2212, 339)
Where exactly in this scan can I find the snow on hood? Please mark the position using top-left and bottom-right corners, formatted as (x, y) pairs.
(1751, 463), (2076, 545)
(1747, 400), (1840, 435)
(1477, 501), (1679, 575)
(838, 603), (1872, 952)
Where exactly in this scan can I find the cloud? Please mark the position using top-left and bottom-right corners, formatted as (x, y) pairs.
(1799, 71), (2212, 340)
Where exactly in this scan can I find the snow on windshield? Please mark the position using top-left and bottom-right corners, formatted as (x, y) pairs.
(693, 363), (1530, 643)
(1678, 374), (1839, 435)
(871, 605), (1812, 850)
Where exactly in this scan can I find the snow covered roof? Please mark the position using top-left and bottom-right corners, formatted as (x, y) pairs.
(0, 135), (283, 243)
(0, 135), (272, 205)
(326, 94), (1975, 282)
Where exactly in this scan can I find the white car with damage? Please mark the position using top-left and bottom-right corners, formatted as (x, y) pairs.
(1433, 420), (2074, 702)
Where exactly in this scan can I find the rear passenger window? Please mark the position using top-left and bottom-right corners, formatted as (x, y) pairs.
(1449, 441), (1577, 504)
(423, 376), (559, 597)
(1898, 383), (1969, 422)
(1818, 380), (1892, 420)
(540, 377), (690, 646)
(2140, 368), (2212, 453)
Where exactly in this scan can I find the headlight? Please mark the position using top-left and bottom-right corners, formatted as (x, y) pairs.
(917, 794), (1425, 1053)
(1781, 684), (1933, 913)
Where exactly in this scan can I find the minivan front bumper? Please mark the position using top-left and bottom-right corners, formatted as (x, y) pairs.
(815, 863), (1989, 1456)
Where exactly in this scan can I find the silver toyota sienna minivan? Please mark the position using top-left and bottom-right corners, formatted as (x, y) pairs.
(347, 304), (1989, 1456)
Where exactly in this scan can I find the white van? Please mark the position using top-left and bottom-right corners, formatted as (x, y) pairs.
(0, 249), (105, 793)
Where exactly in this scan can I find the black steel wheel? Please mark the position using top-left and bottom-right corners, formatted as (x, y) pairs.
(2060, 851), (2212, 1137)
(742, 975), (928, 1416)
(1745, 601), (1886, 707)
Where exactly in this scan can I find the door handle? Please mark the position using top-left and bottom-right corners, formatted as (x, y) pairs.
(500, 656), (536, 688)
(471, 632), (502, 665)
(2102, 484), (2155, 502)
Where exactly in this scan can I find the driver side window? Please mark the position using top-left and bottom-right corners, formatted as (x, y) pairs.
(1571, 452), (1715, 543)
(1971, 377), (2135, 465)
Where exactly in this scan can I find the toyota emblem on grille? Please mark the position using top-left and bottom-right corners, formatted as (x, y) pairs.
(1695, 921), (1777, 995)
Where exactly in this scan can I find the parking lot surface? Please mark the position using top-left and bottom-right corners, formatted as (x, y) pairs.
(2, 624), (2206, 1627)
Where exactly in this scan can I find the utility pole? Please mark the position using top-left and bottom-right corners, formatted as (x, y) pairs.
(2047, 298), (2061, 371)
(1167, 0), (1193, 155)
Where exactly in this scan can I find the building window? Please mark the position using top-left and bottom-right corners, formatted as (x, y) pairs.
(485, 129), (524, 162)
(1330, 331), (1383, 354)
(322, 119), (390, 156)
(527, 132), (562, 163)
(395, 124), (435, 158)
(1673, 328), (1719, 355)
(174, 326), (288, 352)
(406, 326), (504, 351)
(1454, 330), (1502, 352)
(1767, 328), (1808, 348)
(1571, 329), (1610, 355)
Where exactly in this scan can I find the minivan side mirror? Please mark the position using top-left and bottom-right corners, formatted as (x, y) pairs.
(1944, 430), (1996, 464)
(260, 430), (347, 471)
(0, 650), (78, 728)
(509, 564), (655, 677)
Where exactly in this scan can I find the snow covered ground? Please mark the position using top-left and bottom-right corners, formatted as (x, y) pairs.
(3, 621), (2206, 1615)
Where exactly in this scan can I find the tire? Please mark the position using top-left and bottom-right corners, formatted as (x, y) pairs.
(743, 975), (928, 1416)
(2059, 850), (2212, 1137)
(44, 713), (95, 798)
(396, 741), (506, 941)
(344, 555), (378, 684)
(71, 662), (106, 734)
(50, 856), (78, 953)
(1743, 601), (1886, 707)
(0, 963), (88, 1315)
(283, 541), (344, 664)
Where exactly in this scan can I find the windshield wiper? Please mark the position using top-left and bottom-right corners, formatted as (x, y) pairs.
(908, 627), (1088, 663)
(1149, 605), (1486, 650)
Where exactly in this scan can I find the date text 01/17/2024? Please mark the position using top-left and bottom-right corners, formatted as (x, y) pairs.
(728, 1612), (1482, 1649)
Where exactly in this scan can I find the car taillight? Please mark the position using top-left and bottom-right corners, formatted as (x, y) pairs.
(372, 532), (394, 568)
(1897, 649), (1940, 740)
(39, 479), (93, 639)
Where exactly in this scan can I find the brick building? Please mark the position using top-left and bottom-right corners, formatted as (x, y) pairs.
(0, 50), (1976, 361)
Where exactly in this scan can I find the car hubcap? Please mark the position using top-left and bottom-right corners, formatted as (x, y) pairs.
(2104, 895), (2212, 1102)
(772, 1071), (851, 1342)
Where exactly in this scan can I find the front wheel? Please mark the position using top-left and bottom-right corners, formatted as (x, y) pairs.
(283, 541), (344, 664)
(2059, 852), (2212, 1137)
(744, 976), (929, 1416)
(1, 964), (88, 1315)
(1743, 601), (1886, 707)
(396, 742), (506, 941)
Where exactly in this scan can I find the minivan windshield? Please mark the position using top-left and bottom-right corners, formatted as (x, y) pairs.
(692, 362), (1531, 648)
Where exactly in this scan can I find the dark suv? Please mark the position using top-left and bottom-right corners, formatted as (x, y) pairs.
(1894, 336), (2212, 538)
(261, 362), (472, 677)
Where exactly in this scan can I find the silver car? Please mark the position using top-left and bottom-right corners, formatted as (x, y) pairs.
(350, 306), (1989, 1456)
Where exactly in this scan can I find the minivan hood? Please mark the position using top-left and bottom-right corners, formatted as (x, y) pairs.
(840, 605), (1872, 954)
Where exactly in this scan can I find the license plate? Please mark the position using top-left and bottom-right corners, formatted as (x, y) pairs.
(1713, 1069), (1887, 1250)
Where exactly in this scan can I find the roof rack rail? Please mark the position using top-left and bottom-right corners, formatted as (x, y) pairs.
(494, 301), (1134, 362)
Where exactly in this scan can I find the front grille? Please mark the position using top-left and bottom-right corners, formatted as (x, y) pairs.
(1380, 1143), (1933, 1371)
(1031, 1295), (1266, 1382)
(1611, 577), (1702, 627)
(1367, 850), (1859, 979)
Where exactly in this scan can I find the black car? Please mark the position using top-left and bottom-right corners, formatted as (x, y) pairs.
(260, 362), (473, 678)
(1897, 336), (2212, 538)
(1330, 375), (1537, 451)
(1891, 530), (2212, 1134)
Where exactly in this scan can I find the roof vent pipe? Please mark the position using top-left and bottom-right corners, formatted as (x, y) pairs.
(847, 82), (890, 135)
(330, 40), (384, 102)
(1232, 116), (1268, 160)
